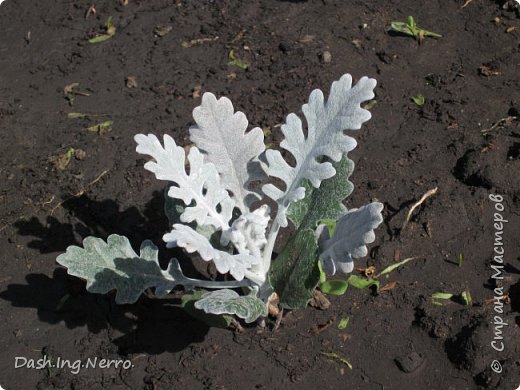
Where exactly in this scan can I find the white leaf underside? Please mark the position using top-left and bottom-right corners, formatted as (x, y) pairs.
(262, 74), (377, 227)
(163, 224), (259, 281)
(135, 133), (235, 231)
(319, 202), (384, 275)
(190, 93), (266, 213)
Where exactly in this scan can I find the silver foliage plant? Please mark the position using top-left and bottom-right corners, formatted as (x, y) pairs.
(57, 74), (383, 324)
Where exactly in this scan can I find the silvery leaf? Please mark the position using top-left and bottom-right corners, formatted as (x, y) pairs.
(262, 74), (376, 227)
(56, 235), (176, 304)
(220, 204), (270, 259)
(194, 289), (267, 323)
(163, 224), (259, 281)
(190, 93), (266, 212)
(319, 202), (384, 275)
(135, 134), (235, 231)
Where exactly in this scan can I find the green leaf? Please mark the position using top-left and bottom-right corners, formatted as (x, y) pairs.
(346, 274), (380, 290)
(318, 260), (327, 284)
(389, 21), (414, 36)
(286, 179), (313, 228)
(377, 257), (416, 277)
(431, 292), (454, 300)
(88, 34), (113, 44)
(228, 50), (249, 70)
(67, 112), (87, 119)
(389, 16), (441, 39)
(287, 156), (354, 230)
(56, 235), (176, 304)
(461, 290), (472, 306)
(319, 219), (338, 236)
(181, 290), (232, 328)
(337, 316), (350, 330)
(320, 280), (349, 295)
(84, 120), (113, 134)
(411, 95), (425, 106)
(406, 16), (416, 30)
(194, 289), (267, 323)
(270, 156), (354, 309)
(89, 16), (116, 44)
(362, 99), (377, 111)
(268, 228), (320, 309)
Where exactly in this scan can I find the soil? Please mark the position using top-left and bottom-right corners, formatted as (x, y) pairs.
(0, 0), (519, 389)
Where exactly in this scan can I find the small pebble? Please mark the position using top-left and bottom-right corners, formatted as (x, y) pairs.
(322, 50), (332, 63)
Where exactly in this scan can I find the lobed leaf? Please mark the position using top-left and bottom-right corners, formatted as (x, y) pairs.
(56, 235), (176, 304)
(135, 134), (235, 231)
(163, 224), (259, 281)
(194, 289), (267, 323)
(320, 202), (384, 275)
(262, 74), (376, 227)
(190, 93), (265, 212)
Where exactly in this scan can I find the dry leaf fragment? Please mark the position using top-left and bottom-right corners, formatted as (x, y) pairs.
(267, 292), (280, 317)
(299, 34), (315, 43)
(85, 5), (96, 19)
(478, 62), (500, 76)
(74, 149), (87, 160)
(363, 266), (376, 278)
(351, 39), (362, 48)
(310, 317), (334, 335)
(380, 281), (398, 292)
(125, 76), (138, 88)
(154, 25), (172, 37)
(64, 82), (80, 95)
(181, 36), (219, 48)
(309, 290), (331, 310)
(191, 85), (202, 99)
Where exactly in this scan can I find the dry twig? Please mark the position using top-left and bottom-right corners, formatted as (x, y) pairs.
(401, 187), (438, 231)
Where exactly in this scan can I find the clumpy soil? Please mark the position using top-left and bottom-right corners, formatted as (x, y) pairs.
(1, 0), (519, 389)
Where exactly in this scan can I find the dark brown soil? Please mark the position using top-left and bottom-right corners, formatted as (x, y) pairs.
(1, 0), (519, 389)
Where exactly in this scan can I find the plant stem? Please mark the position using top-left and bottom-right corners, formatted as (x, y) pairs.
(262, 219), (280, 276)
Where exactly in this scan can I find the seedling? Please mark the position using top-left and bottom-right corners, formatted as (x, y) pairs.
(319, 256), (416, 296)
(228, 50), (249, 70)
(411, 94), (425, 106)
(56, 74), (383, 324)
(337, 316), (350, 330)
(389, 16), (442, 42)
(431, 290), (472, 306)
(89, 16), (116, 44)
(84, 120), (113, 134)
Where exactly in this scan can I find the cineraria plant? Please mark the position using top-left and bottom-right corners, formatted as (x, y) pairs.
(56, 74), (383, 324)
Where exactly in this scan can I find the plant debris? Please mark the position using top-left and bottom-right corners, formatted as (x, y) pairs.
(181, 36), (219, 48)
(154, 25), (172, 37)
(49, 147), (75, 171)
(125, 76), (138, 89)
